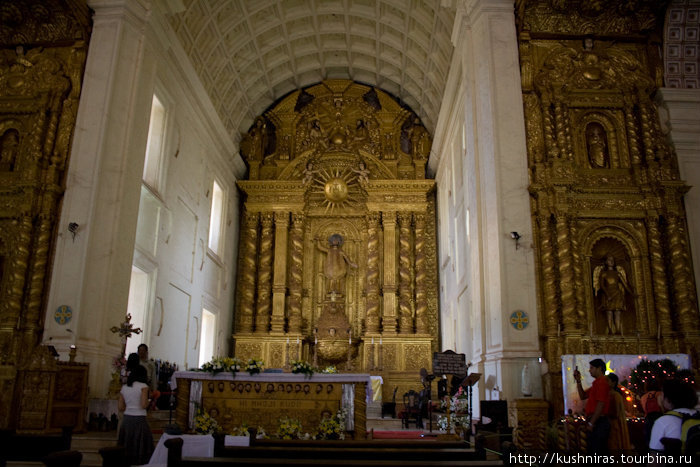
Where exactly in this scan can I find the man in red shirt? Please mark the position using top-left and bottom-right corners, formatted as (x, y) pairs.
(574, 358), (611, 454)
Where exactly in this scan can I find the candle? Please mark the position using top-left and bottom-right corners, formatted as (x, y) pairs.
(314, 337), (317, 345)
(286, 337), (290, 344)
(296, 337), (299, 344)
(371, 337), (374, 345)
(349, 336), (352, 344)
(379, 338), (382, 345)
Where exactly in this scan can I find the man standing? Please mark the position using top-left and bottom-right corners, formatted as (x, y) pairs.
(574, 358), (611, 454)
(138, 344), (159, 409)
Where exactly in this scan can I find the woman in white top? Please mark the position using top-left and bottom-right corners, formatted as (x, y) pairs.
(118, 365), (154, 465)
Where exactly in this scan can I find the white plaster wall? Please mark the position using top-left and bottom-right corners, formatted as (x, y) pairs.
(44, 0), (244, 396)
(430, 0), (540, 407)
(657, 89), (700, 307)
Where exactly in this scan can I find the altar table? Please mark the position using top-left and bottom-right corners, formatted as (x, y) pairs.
(147, 433), (214, 466)
(172, 371), (370, 439)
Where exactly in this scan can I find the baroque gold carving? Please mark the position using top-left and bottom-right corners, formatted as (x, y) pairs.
(233, 82), (439, 397)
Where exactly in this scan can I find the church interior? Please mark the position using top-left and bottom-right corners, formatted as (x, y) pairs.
(1, 0), (699, 458)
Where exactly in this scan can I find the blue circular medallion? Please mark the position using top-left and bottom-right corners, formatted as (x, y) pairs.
(54, 305), (72, 324)
(510, 310), (529, 330)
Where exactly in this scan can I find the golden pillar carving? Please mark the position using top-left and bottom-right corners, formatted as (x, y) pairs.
(271, 212), (289, 333)
(639, 95), (656, 163)
(287, 213), (304, 334)
(381, 211), (397, 334)
(414, 213), (428, 334)
(553, 99), (572, 161)
(556, 214), (578, 331)
(255, 213), (274, 333)
(570, 220), (586, 326)
(542, 96), (558, 160)
(365, 212), (381, 334)
(647, 216), (672, 337)
(539, 214), (559, 335)
(398, 212), (413, 334)
(623, 95), (642, 166)
(667, 215), (699, 333)
(238, 212), (258, 333)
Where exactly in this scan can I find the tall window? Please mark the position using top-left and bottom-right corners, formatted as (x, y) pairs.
(125, 266), (152, 356)
(143, 94), (166, 191)
(208, 180), (225, 256)
(199, 308), (216, 366)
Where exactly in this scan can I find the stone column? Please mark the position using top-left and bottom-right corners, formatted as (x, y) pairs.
(365, 213), (381, 333)
(287, 213), (304, 334)
(270, 212), (289, 333)
(255, 213), (274, 333)
(43, 0), (153, 396)
(414, 213), (428, 334)
(237, 212), (258, 333)
(398, 212), (413, 334)
(381, 211), (397, 334)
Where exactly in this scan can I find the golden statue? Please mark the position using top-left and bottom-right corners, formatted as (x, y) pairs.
(585, 122), (609, 168)
(593, 255), (633, 334)
(316, 234), (357, 296)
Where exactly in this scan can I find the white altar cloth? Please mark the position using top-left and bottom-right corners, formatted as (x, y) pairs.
(170, 371), (371, 389)
(147, 433), (214, 467)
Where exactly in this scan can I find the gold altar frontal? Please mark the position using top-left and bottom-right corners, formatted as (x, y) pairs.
(173, 371), (370, 438)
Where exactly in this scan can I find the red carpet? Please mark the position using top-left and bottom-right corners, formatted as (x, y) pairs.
(369, 430), (425, 439)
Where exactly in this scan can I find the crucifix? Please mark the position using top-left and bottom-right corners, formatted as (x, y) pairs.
(110, 313), (142, 357)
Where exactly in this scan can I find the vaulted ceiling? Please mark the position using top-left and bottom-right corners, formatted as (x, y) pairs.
(166, 0), (456, 142)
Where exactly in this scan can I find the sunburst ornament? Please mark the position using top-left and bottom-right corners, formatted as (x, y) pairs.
(310, 167), (362, 213)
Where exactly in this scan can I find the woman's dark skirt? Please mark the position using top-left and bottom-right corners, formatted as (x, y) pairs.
(118, 414), (154, 465)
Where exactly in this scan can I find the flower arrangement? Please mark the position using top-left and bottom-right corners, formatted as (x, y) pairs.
(200, 356), (241, 375)
(436, 412), (469, 432)
(315, 408), (347, 440)
(113, 355), (127, 372)
(194, 409), (221, 435)
(229, 423), (267, 439)
(440, 387), (468, 414)
(291, 360), (315, 377)
(277, 416), (303, 439)
(246, 359), (264, 375)
(320, 365), (337, 374)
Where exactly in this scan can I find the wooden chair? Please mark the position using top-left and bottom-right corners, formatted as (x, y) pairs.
(400, 390), (423, 429)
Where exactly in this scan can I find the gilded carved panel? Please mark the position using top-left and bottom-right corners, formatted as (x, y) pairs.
(518, 0), (698, 416)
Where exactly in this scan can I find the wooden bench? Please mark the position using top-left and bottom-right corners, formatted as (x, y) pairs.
(0, 426), (73, 467)
(165, 435), (501, 467)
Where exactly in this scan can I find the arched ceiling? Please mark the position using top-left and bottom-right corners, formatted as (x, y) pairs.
(166, 0), (456, 141)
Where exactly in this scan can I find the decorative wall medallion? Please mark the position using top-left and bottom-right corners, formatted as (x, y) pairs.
(54, 305), (72, 324)
(510, 310), (529, 330)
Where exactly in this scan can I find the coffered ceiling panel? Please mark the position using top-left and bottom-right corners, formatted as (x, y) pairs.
(167, 0), (455, 141)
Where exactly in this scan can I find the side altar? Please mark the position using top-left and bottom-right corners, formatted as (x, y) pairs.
(172, 371), (370, 438)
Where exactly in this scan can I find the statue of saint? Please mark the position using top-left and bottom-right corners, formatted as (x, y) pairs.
(316, 234), (357, 295)
(585, 122), (609, 168)
(593, 255), (633, 334)
(351, 161), (370, 187)
(0, 129), (19, 172)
